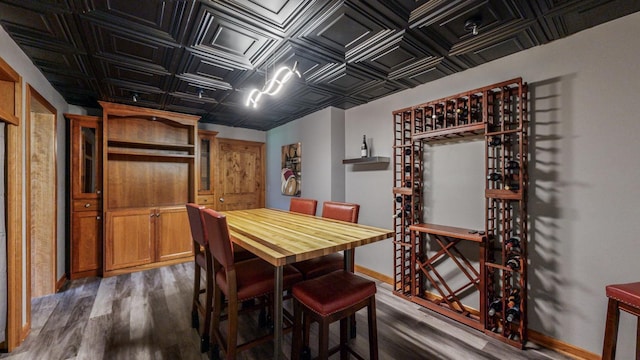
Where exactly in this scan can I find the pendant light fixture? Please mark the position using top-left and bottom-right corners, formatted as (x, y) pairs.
(246, 61), (301, 108)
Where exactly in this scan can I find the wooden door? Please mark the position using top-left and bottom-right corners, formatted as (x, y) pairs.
(71, 211), (101, 277)
(26, 87), (57, 299)
(105, 208), (154, 271)
(156, 206), (192, 261)
(215, 139), (265, 210)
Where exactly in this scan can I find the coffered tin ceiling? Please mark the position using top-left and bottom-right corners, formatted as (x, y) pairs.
(0, 0), (638, 130)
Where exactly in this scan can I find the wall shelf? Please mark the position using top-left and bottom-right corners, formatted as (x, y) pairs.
(342, 156), (390, 165)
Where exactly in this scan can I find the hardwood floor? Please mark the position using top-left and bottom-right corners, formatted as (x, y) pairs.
(1, 263), (571, 359)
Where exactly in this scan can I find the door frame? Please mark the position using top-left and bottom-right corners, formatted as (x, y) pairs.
(25, 84), (58, 322)
(0, 57), (23, 351)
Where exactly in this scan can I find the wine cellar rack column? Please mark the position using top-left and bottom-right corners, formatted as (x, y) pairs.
(392, 108), (423, 298)
(391, 78), (528, 348)
(484, 80), (528, 347)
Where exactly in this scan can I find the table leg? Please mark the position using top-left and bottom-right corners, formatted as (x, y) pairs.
(274, 265), (284, 360)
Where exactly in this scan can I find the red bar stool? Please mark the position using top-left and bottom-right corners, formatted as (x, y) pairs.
(292, 201), (360, 279)
(602, 282), (640, 360)
(290, 198), (318, 216)
(290, 270), (378, 360)
(186, 203), (213, 352)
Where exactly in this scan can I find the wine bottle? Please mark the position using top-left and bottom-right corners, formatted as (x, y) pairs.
(505, 237), (521, 253)
(404, 148), (412, 156)
(505, 160), (519, 171)
(360, 135), (368, 158)
(432, 113), (444, 125)
(395, 196), (403, 203)
(506, 255), (521, 270)
(487, 172), (502, 181)
(506, 305), (520, 323)
(488, 298), (502, 316)
(504, 182), (520, 191)
(488, 136), (502, 147)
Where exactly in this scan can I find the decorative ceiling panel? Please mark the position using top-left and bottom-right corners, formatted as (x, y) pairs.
(0, 0), (639, 130)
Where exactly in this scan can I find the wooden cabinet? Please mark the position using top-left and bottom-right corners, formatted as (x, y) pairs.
(66, 114), (103, 279)
(100, 101), (199, 276)
(105, 206), (191, 272)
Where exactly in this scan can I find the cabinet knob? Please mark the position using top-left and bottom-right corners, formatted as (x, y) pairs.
(219, 197), (224, 203)
(96, 190), (101, 194)
(96, 216), (101, 220)
(84, 203), (91, 208)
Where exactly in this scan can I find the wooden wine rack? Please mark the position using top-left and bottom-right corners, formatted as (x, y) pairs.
(391, 78), (528, 348)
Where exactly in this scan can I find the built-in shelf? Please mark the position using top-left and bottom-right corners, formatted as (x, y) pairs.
(342, 156), (390, 165)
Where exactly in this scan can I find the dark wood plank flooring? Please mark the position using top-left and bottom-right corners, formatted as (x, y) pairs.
(1, 263), (571, 359)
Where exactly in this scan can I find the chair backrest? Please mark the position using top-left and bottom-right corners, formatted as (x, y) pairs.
(186, 203), (207, 246)
(290, 198), (318, 216)
(322, 201), (360, 223)
(201, 208), (235, 270)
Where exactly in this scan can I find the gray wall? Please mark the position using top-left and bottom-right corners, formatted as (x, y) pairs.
(341, 11), (640, 358)
(266, 107), (345, 211)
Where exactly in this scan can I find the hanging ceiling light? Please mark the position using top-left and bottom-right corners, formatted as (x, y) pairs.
(197, 88), (204, 99)
(246, 62), (301, 108)
(132, 93), (139, 102)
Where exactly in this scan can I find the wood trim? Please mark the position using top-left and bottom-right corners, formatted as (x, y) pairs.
(0, 57), (20, 125)
(101, 256), (192, 278)
(528, 329), (599, 360)
(5, 68), (22, 351)
(355, 265), (598, 360)
(354, 264), (393, 285)
(19, 324), (29, 343)
(55, 274), (67, 293)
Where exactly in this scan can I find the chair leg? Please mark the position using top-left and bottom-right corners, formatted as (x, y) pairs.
(210, 284), (223, 360)
(291, 300), (303, 360)
(226, 294), (239, 360)
(192, 264), (201, 329)
(318, 318), (330, 360)
(368, 296), (379, 360)
(603, 298), (620, 360)
(636, 315), (640, 360)
(201, 269), (213, 353)
(340, 318), (348, 360)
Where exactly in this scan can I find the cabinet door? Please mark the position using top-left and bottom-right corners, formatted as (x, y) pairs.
(70, 116), (102, 199)
(156, 207), (193, 261)
(71, 211), (102, 278)
(105, 208), (154, 271)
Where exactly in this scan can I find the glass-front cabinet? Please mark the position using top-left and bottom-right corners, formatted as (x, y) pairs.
(197, 130), (218, 208)
(66, 114), (102, 279)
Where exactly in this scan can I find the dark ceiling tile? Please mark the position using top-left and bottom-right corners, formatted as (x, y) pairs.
(78, 0), (195, 44)
(188, 2), (283, 69)
(0, 0), (637, 130)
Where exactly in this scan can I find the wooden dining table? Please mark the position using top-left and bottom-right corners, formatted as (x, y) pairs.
(222, 208), (394, 360)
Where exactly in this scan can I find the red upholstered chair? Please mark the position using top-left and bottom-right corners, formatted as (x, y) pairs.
(602, 282), (640, 360)
(202, 208), (303, 359)
(291, 270), (378, 360)
(292, 201), (360, 279)
(186, 203), (213, 352)
(290, 198), (318, 216)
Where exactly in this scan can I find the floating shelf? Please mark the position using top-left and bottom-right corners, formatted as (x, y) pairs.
(342, 156), (390, 165)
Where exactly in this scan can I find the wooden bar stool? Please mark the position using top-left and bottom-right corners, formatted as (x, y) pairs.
(603, 282), (640, 360)
(291, 270), (378, 360)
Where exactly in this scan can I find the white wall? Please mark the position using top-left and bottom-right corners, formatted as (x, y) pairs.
(343, 11), (640, 357)
(0, 26), (70, 327)
(199, 123), (266, 143)
(266, 107), (345, 211)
